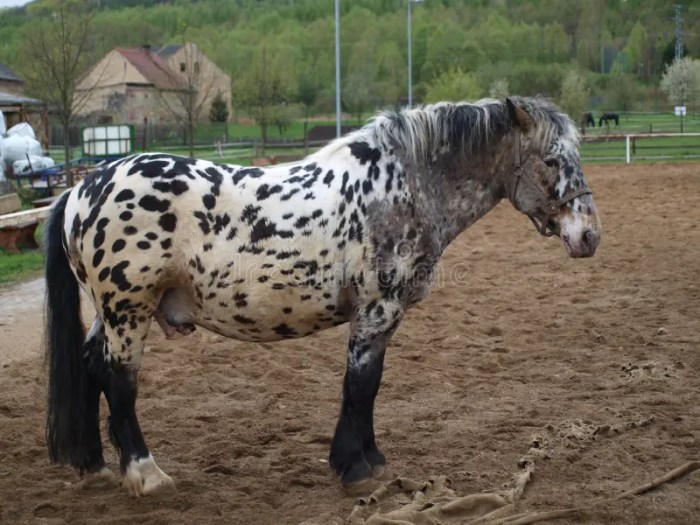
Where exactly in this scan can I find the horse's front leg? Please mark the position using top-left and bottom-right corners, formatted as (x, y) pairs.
(329, 301), (403, 491)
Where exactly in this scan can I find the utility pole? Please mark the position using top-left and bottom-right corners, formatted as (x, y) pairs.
(407, 0), (424, 108)
(335, 0), (341, 138)
(674, 4), (683, 61)
(407, 0), (412, 108)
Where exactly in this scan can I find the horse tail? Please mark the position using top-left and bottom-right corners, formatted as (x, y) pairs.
(44, 190), (88, 469)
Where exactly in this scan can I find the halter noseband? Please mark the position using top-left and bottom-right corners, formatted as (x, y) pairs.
(510, 132), (592, 237)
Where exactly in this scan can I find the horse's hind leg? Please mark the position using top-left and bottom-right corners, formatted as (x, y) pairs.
(80, 316), (118, 489)
(102, 316), (175, 497)
(329, 301), (403, 491)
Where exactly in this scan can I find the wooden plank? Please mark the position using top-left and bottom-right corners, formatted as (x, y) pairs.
(32, 196), (58, 208)
(0, 193), (21, 215)
(0, 207), (51, 228)
(0, 221), (39, 253)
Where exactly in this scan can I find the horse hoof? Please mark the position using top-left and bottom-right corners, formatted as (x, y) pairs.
(123, 455), (176, 497)
(142, 472), (176, 496)
(81, 466), (118, 490)
(343, 477), (379, 496)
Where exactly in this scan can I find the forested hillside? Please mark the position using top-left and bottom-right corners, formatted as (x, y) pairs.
(0, 0), (698, 116)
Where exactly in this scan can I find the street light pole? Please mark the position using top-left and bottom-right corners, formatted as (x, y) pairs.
(335, 0), (341, 138)
(407, 0), (422, 108)
(407, 0), (412, 108)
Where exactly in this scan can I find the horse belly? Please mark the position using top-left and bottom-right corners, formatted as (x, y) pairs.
(193, 281), (351, 342)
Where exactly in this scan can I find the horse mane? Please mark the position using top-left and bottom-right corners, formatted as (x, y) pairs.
(317, 96), (579, 166)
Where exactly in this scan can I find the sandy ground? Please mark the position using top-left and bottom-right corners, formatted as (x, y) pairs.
(0, 163), (698, 524)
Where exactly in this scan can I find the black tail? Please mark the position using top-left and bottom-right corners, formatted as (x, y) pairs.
(44, 191), (88, 470)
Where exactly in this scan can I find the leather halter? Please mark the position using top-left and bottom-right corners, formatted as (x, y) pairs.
(510, 132), (592, 237)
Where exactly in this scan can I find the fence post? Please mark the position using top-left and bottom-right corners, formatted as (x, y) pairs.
(625, 135), (631, 164)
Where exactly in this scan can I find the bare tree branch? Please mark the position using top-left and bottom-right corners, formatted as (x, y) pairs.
(155, 42), (218, 157)
(20, 0), (96, 186)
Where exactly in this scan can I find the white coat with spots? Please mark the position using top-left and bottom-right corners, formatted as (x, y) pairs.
(44, 97), (601, 496)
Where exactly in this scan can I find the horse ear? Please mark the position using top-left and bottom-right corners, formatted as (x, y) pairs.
(505, 98), (533, 133)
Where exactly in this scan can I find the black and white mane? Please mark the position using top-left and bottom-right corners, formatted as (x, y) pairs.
(339, 96), (580, 167)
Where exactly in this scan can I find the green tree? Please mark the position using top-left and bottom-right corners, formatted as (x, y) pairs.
(271, 104), (293, 137)
(575, 1), (605, 71)
(209, 91), (230, 142)
(425, 68), (482, 103)
(375, 41), (405, 108)
(559, 70), (589, 127)
(605, 68), (640, 112)
(502, 62), (565, 98)
(233, 46), (293, 155)
(297, 63), (321, 153)
(421, 22), (483, 83)
(488, 78), (509, 100)
(623, 22), (648, 77)
(343, 73), (375, 123)
(343, 35), (379, 122)
(543, 23), (570, 63)
(475, 12), (511, 64)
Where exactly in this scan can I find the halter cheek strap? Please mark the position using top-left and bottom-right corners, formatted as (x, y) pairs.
(510, 132), (592, 237)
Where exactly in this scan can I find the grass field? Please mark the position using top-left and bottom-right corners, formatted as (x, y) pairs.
(0, 250), (43, 284)
(584, 112), (700, 135)
(581, 135), (700, 162)
(0, 223), (44, 284)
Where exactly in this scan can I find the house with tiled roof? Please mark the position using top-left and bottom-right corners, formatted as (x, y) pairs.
(74, 43), (231, 125)
(0, 63), (25, 95)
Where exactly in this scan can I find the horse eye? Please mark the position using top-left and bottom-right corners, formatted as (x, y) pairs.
(545, 158), (559, 169)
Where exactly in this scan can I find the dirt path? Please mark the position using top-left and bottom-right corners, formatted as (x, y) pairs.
(0, 163), (698, 524)
(0, 278), (45, 364)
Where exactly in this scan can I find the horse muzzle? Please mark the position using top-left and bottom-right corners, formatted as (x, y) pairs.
(561, 225), (601, 258)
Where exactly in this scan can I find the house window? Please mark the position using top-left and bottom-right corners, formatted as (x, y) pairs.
(180, 63), (186, 72)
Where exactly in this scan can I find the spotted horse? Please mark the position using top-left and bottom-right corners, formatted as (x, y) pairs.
(44, 97), (602, 496)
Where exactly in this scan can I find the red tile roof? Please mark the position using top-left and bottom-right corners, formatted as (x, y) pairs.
(116, 46), (181, 90)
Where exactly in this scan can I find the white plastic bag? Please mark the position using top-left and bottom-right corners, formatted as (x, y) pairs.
(12, 155), (54, 175)
(1, 134), (42, 167)
(7, 122), (36, 139)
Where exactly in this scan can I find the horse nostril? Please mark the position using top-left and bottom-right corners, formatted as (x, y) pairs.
(582, 229), (595, 247)
(562, 234), (570, 244)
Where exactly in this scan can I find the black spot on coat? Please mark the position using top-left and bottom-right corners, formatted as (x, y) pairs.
(115, 189), (135, 202)
(110, 261), (131, 291)
(159, 213), (177, 232)
(139, 195), (170, 213)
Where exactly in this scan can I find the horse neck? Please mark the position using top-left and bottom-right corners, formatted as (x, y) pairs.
(411, 138), (512, 251)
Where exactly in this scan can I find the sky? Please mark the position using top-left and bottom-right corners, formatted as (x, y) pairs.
(0, 0), (32, 9)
